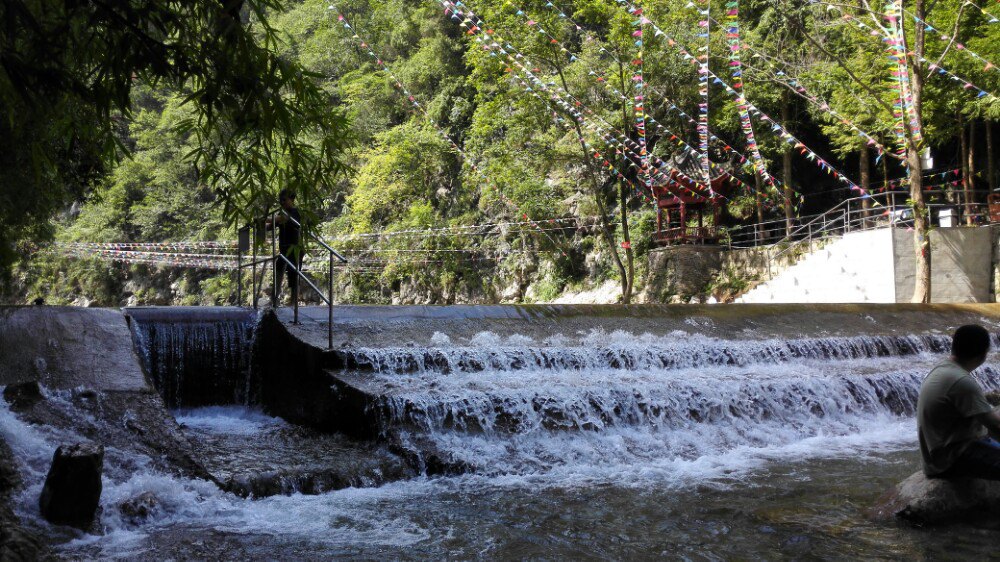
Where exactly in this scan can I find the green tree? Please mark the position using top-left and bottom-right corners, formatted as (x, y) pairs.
(0, 0), (350, 279)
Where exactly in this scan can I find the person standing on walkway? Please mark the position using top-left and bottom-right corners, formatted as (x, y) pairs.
(265, 189), (302, 305)
(918, 324), (1000, 480)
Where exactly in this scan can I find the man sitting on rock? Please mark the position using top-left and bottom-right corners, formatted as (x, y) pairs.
(918, 324), (1000, 480)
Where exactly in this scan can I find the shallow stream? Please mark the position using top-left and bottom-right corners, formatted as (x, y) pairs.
(3, 326), (999, 559)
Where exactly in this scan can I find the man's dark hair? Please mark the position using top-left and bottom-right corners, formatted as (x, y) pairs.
(952, 324), (992, 361)
(279, 189), (296, 202)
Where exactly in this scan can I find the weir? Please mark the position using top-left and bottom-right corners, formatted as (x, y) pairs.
(255, 305), (1000, 466)
(125, 307), (259, 408)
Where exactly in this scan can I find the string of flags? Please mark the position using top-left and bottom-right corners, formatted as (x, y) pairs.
(613, 0), (862, 195)
(330, 215), (610, 240)
(908, 9), (1000, 79)
(736, 41), (894, 162)
(57, 247), (239, 271)
(534, 0), (797, 202)
(963, 1), (1000, 25)
(876, 168), (963, 191)
(815, 1), (999, 104)
(502, 2), (690, 201)
(335, 10), (569, 255)
(500, 2), (714, 195)
(720, 0), (776, 189)
(558, 3), (759, 188)
(507, 0), (777, 201)
(632, 1), (651, 192)
(444, 0), (712, 201)
(476, 19), (657, 205)
(61, 241), (237, 250)
(695, 0), (712, 183)
(884, 0), (923, 154)
(616, 0), (783, 193)
(509, 1), (747, 198)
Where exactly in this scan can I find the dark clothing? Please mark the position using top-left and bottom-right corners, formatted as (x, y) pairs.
(917, 359), (993, 476)
(937, 438), (1000, 481)
(273, 206), (301, 302)
(274, 247), (301, 302)
(278, 207), (301, 251)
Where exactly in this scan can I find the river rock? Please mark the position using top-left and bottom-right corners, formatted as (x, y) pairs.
(119, 492), (159, 524)
(38, 442), (104, 529)
(871, 470), (1000, 524)
(3, 381), (43, 411)
(0, 523), (45, 561)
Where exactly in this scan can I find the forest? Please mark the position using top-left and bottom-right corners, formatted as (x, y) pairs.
(3, 0), (999, 306)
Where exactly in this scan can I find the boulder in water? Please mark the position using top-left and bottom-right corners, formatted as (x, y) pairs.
(3, 381), (43, 412)
(38, 442), (104, 530)
(871, 470), (1000, 524)
(119, 491), (159, 524)
(0, 523), (45, 561)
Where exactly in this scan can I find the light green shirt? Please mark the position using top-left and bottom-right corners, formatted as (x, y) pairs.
(917, 359), (994, 476)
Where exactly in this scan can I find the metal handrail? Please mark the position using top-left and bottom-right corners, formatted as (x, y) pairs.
(768, 190), (991, 264)
(236, 207), (347, 350)
(276, 209), (348, 263)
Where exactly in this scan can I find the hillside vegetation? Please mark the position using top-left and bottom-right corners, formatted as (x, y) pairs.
(5, 0), (999, 305)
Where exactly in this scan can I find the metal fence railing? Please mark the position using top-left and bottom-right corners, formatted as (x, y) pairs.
(236, 210), (347, 349)
(722, 189), (993, 279)
(726, 189), (993, 249)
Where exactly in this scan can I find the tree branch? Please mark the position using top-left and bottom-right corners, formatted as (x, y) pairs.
(765, 0), (899, 131)
(926, 4), (967, 72)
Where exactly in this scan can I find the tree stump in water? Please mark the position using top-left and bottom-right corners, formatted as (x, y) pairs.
(38, 442), (104, 530)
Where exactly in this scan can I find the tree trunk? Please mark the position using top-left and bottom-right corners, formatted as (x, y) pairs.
(908, 0), (930, 303)
(781, 89), (794, 236)
(959, 112), (968, 208)
(556, 66), (630, 303)
(860, 143), (871, 227)
(988, 120), (996, 192)
(967, 119), (977, 225)
(619, 183), (634, 303)
(755, 172), (765, 242)
(615, 56), (635, 303)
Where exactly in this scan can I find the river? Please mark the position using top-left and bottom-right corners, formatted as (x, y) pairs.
(3, 318), (999, 559)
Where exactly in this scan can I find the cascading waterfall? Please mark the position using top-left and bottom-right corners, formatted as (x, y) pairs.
(126, 308), (259, 408)
(335, 330), (1000, 479)
(6, 307), (1000, 559)
(343, 331), (957, 374)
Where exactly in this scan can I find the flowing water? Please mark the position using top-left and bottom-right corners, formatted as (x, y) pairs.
(4, 326), (1000, 559)
(127, 308), (258, 407)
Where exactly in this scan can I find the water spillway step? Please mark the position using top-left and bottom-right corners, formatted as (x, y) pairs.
(327, 353), (1000, 478)
(336, 332), (958, 375)
(336, 360), (1000, 437)
(325, 331), (998, 438)
(125, 307), (260, 408)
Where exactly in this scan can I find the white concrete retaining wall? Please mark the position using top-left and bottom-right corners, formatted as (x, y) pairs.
(736, 229), (897, 303)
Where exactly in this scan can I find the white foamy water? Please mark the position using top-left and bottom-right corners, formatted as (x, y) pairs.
(3, 329), (997, 558)
(173, 406), (285, 435)
(335, 333), (999, 486)
(0, 398), (432, 557)
(342, 329), (954, 374)
(1, 391), (915, 559)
